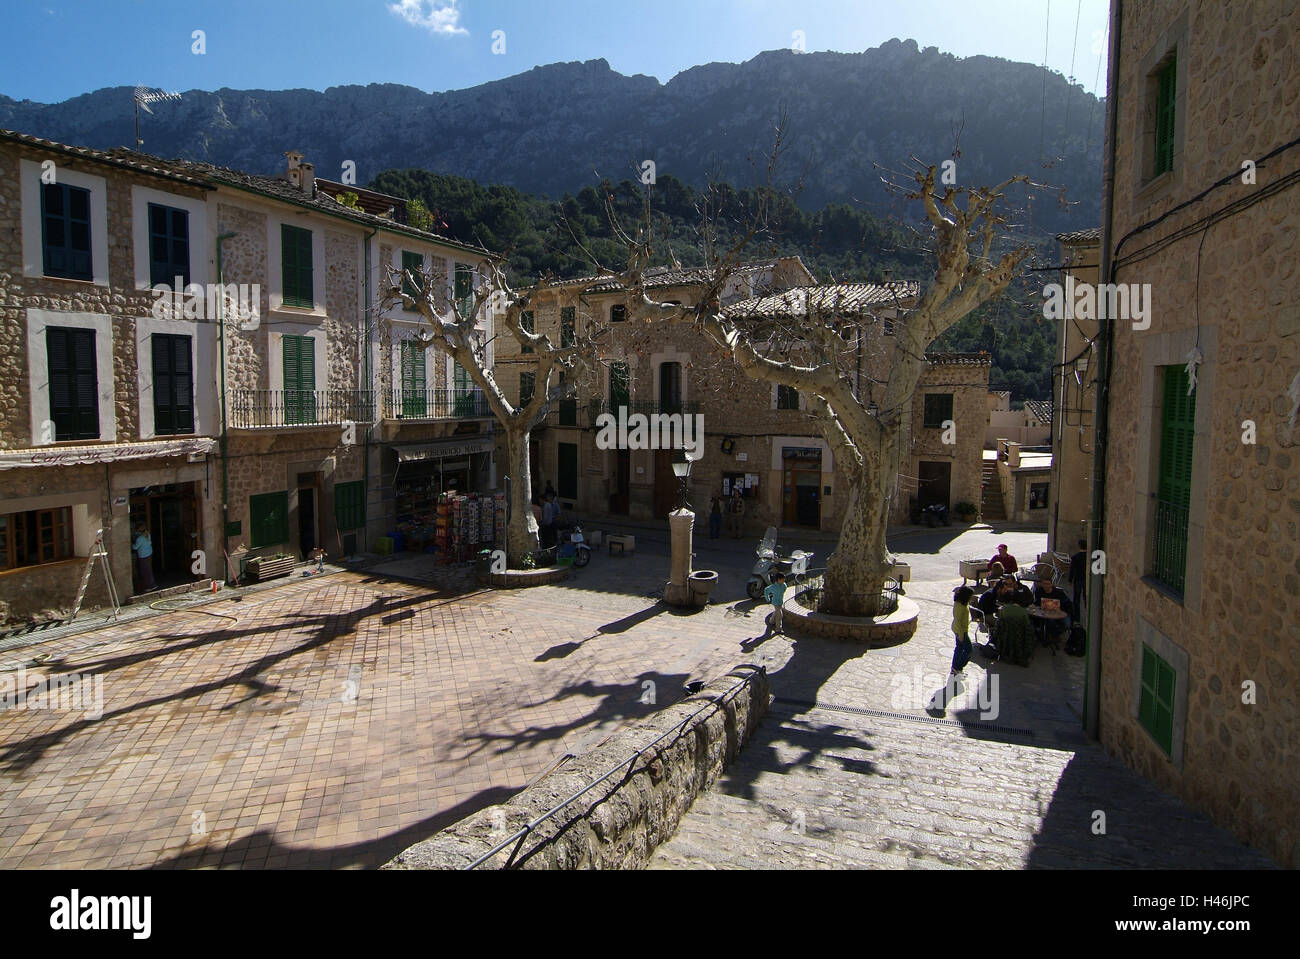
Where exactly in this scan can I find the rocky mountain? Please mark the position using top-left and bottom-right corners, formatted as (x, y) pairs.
(0, 39), (1104, 235)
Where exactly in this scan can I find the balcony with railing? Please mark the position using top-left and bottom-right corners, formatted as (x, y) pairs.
(383, 389), (492, 422)
(229, 390), (375, 429)
(1150, 496), (1190, 596)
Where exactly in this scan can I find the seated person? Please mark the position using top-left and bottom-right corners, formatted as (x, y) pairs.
(974, 574), (1014, 629)
(1032, 575), (1074, 644)
(985, 544), (1018, 577)
(993, 592), (1036, 666)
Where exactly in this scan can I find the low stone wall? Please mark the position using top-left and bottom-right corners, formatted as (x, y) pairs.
(479, 566), (572, 589)
(383, 663), (770, 870)
(783, 595), (920, 646)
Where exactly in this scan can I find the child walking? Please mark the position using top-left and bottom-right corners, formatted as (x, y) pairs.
(764, 572), (787, 635)
(950, 585), (974, 678)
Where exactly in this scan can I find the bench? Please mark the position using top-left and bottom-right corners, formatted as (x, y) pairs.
(607, 534), (635, 557)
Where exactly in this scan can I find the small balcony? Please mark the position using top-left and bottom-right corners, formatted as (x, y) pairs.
(383, 389), (492, 422)
(229, 390), (375, 429)
(1150, 496), (1190, 596)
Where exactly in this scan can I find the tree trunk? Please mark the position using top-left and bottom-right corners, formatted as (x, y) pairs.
(822, 474), (893, 617)
(502, 427), (540, 564)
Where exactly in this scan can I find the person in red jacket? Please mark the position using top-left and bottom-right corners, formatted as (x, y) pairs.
(986, 544), (1018, 576)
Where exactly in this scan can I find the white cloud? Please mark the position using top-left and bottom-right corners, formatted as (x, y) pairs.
(388, 0), (468, 36)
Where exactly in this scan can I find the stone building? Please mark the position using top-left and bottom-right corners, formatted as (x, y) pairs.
(1047, 228), (1100, 554)
(496, 261), (990, 535)
(0, 129), (495, 621)
(1089, 0), (1299, 866)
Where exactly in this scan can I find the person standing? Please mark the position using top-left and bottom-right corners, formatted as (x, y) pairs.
(949, 585), (974, 678)
(726, 488), (746, 539)
(541, 494), (557, 547)
(708, 495), (723, 539)
(1069, 539), (1088, 621)
(764, 572), (787, 636)
(132, 523), (157, 593)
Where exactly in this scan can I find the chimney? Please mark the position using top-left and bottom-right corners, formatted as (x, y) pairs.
(284, 150), (304, 189)
(300, 161), (316, 197)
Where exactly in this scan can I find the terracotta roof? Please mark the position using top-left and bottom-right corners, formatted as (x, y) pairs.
(1024, 399), (1053, 424)
(0, 127), (211, 187)
(0, 127), (495, 259)
(926, 352), (993, 366)
(1057, 227), (1101, 244)
(724, 282), (920, 319)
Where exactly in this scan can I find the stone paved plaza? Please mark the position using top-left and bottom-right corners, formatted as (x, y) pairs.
(0, 525), (1271, 868)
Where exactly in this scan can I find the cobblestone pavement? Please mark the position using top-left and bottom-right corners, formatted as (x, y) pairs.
(0, 551), (754, 869)
(650, 531), (1274, 869)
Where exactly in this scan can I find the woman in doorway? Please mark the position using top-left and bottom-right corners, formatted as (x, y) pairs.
(132, 523), (157, 593)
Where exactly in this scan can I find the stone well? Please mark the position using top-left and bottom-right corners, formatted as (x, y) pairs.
(782, 594), (919, 646)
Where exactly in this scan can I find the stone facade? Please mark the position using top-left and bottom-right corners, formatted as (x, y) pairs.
(1095, 0), (1299, 866)
(496, 263), (990, 536)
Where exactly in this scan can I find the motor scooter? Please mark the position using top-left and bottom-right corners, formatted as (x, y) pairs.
(557, 525), (592, 567)
(746, 527), (813, 600)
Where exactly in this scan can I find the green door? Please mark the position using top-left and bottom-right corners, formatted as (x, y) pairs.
(453, 361), (474, 416)
(283, 334), (316, 425)
(400, 341), (427, 418)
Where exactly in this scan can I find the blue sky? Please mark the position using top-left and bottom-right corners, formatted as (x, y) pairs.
(2, 0), (1110, 103)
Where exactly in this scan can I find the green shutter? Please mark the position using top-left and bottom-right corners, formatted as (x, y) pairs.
(148, 203), (190, 288)
(1138, 644), (1176, 755)
(334, 481), (365, 531)
(249, 491), (289, 548)
(609, 363), (630, 411)
(455, 263), (473, 317)
(1155, 56), (1177, 176)
(42, 183), (93, 281)
(283, 334), (316, 425)
(1153, 365), (1195, 593)
(47, 327), (99, 440)
(401, 251), (423, 300)
(561, 307), (575, 348)
(400, 341), (427, 417)
(520, 371), (535, 407)
(281, 224), (314, 308)
(924, 393), (954, 428)
(778, 385), (799, 410)
(152, 333), (194, 435)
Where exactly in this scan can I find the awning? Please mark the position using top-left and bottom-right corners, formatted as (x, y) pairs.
(395, 436), (495, 463)
(0, 437), (218, 470)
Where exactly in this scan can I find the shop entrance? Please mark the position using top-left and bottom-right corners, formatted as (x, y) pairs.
(128, 482), (200, 591)
(782, 447), (823, 529)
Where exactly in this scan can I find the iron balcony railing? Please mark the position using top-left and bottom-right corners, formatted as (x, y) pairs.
(1151, 496), (1190, 596)
(229, 390), (375, 429)
(384, 389), (492, 421)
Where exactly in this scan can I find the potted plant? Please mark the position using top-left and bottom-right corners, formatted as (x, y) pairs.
(954, 501), (979, 523)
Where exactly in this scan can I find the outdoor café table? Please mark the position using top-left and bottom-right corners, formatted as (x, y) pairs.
(1028, 606), (1068, 651)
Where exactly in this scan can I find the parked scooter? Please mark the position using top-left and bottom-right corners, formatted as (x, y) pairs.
(557, 525), (592, 567)
(746, 527), (813, 600)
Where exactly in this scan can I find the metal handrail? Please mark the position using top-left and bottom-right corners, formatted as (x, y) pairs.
(229, 389), (374, 428)
(463, 664), (766, 870)
(789, 567), (902, 613)
(384, 388), (491, 420)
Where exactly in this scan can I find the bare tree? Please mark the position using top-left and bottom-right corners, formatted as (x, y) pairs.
(384, 261), (606, 564)
(618, 163), (1033, 617)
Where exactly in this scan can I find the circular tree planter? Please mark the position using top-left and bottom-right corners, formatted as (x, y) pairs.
(782, 594), (919, 646)
(478, 566), (572, 589)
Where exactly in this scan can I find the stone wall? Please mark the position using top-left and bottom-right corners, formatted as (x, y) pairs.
(1098, 0), (1299, 867)
(383, 663), (769, 870)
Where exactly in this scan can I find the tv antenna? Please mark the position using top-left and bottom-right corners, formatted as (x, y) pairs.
(133, 86), (181, 150)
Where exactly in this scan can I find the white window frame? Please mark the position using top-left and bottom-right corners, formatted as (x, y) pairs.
(21, 159), (110, 287)
(267, 216), (327, 317)
(26, 308), (117, 445)
(135, 316), (217, 440)
(268, 326), (324, 394)
(131, 185), (210, 292)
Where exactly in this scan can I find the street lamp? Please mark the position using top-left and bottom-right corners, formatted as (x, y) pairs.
(672, 450), (700, 511)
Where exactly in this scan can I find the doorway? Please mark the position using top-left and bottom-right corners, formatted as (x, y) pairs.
(653, 450), (678, 519)
(128, 482), (200, 590)
(782, 448), (822, 528)
(610, 451), (630, 515)
(917, 461), (953, 508)
(298, 487), (317, 559)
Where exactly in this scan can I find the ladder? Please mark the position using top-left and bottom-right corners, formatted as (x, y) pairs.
(69, 528), (122, 622)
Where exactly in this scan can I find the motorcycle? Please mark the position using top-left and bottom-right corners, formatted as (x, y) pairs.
(746, 527), (813, 601)
(557, 525), (592, 567)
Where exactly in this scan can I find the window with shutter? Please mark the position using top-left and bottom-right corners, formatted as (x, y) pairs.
(281, 224), (314, 308)
(609, 363), (630, 411)
(520, 311), (534, 354)
(519, 371), (535, 407)
(1152, 365), (1195, 594)
(1154, 56), (1177, 177)
(283, 334), (317, 425)
(249, 491), (289, 548)
(777, 385), (799, 410)
(152, 333), (194, 435)
(559, 371), (577, 426)
(46, 327), (99, 440)
(400, 341), (427, 418)
(42, 183), (93, 281)
(561, 307), (575, 349)
(1138, 644), (1176, 754)
(148, 203), (190, 288)
(659, 362), (682, 412)
(334, 481), (365, 531)
(401, 251), (423, 300)
(923, 393), (954, 428)
(454, 263), (473, 317)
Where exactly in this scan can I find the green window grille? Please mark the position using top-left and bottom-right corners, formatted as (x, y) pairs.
(1138, 644), (1176, 755)
(519, 371), (536, 407)
(923, 393), (954, 429)
(249, 491), (289, 548)
(521, 310), (535, 354)
(46, 326), (99, 440)
(334, 481), (365, 531)
(281, 224), (314, 308)
(401, 251), (424, 300)
(455, 263), (474, 317)
(1152, 364), (1195, 594)
(777, 385), (799, 410)
(1154, 55), (1177, 177)
(558, 443), (578, 499)
(282, 334), (317, 425)
(561, 307), (576, 349)
(152, 333), (194, 435)
(400, 341), (427, 418)
(42, 183), (93, 281)
(148, 203), (190, 288)
(609, 362), (630, 411)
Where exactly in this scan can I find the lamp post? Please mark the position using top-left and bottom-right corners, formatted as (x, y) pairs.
(664, 451), (704, 607)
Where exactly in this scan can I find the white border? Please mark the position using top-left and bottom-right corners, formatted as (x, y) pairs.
(20, 159), (110, 286)
(130, 184), (211, 291)
(134, 316), (218, 440)
(26, 308), (117, 445)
